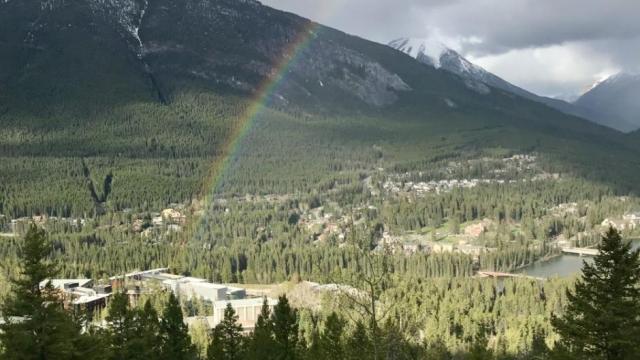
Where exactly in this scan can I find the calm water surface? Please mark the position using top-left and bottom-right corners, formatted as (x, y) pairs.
(517, 239), (639, 278)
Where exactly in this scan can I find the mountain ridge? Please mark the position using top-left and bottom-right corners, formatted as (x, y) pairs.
(575, 72), (640, 132)
(388, 37), (635, 132)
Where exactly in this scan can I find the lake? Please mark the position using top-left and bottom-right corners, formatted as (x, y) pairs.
(517, 239), (640, 278)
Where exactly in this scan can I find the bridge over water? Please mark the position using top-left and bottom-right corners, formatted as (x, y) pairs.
(561, 247), (599, 256)
(477, 270), (545, 281)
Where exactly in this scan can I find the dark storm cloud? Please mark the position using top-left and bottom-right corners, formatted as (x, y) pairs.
(262, 0), (640, 96)
(260, 0), (449, 41)
(425, 0), (640, 56)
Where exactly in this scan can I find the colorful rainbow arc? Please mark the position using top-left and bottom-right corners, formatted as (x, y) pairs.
(183, 20), (322, 242)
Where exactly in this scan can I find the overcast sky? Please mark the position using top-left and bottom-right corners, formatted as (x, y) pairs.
(262, 0), (640, 99)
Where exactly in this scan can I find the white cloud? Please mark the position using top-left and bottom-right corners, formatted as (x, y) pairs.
(468, 43), (620, 97)
(263, 0), (640, 97)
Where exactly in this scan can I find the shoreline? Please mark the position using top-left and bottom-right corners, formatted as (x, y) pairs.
(512, 251), (563, 272)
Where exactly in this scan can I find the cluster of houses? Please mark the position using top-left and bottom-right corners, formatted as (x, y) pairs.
(378, 154), (564, 198)
(383, 178), (486, 195)
(133, 208), (187, 236)
(3, 207), (188, 238)
(382, 173), (560, 197)
(601, 212), (640, 231)
(299, 207), (348, 243)
(5, 215), (86, 235)
(41, 268), (278, 331)
(375, 229), (488, 258)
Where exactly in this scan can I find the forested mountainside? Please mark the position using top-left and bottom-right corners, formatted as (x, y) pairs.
(1, 0), (640, 218)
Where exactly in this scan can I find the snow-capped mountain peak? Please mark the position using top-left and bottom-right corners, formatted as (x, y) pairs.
(574, 72), (640, 132)
(389, 37), (488, 77)
(581, 73), (619, 95)
(581, 72), (640, 96)
(388, 37), (448, 68)
(389, 37), (493, 94)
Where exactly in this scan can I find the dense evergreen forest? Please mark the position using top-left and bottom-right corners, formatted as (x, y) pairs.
(3, 90), (640, 356)
(4, 95), (640, 219)
(2, 226), (639, 359)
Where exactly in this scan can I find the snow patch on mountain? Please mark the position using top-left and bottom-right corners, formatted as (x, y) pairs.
(575, 72), (640, 132)
(388, 38), (447, 68)
(600, 72), (640, 86)
(389, 37), (491, 95)
(90, 0), (147, 55)
(131, 0), (148, 52)
(581, 74), (617, 96)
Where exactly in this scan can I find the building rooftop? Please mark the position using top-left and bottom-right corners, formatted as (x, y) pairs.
(110, 268), (170, 280)
(176, 277), (208, 283)
(141, 272), (184, 282)
(189, 282), (227, 290)
(39, 279), (92, 290)
(72, 293), (111, 305)
(214, 297), (277, 309)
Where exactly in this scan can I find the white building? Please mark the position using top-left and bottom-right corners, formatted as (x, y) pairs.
(178, 281), (228, 303)
(213, 297), (278, 330)
(39, 279), (110, 311)
(114, 268), (246, 304)
(40, 278), (93, 290)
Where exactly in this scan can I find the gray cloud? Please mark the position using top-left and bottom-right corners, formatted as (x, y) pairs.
(422, 0), (640, 56)
(262, 0), (444, 41)
(262, 0), (640, 97)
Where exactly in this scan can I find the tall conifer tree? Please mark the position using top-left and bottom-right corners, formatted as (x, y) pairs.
(272, 296), (299, 360)
(552, 228), (640, 359)
(159, 293), (197, 360)
(0, 225), (82, 360)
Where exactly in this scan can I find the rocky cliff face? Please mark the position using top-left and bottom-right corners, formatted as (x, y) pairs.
(0, 0), (412, 109)
(129, 0), (411, 107)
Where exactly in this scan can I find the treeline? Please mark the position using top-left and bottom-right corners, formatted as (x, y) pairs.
(0, 228), (475, 287)
(380, 179), (615, 233)
(3, 226), (640, 359)
(7, 84), (640, 219)
(2, 179), (636, 288)
(0, 92), (247, 218)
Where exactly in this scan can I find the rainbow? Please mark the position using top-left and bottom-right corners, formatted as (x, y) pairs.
(183, 19), (322, 242)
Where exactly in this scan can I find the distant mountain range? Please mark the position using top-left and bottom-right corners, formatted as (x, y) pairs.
(574, 73), (640, 132)
(388, 38), (639, 132)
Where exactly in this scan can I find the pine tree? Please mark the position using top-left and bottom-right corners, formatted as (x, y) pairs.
(305, 325), (322, 360)
(319, 312), (345, 360)
(422, 339), (451, 360)
(159, 292), (197, 360)
(0, 225), (82, 360)
(105, 292), (160, 360)
(528, 328), (549, 360)
(345, 321), (372, 360)
(272, 296), (299, 360)
(105, 292), (134, 359)
(208, 303), (244, 360)
(138, 299), (161, 359)
(468, 335), (493, 360)
(208, 326), (227, 360)
(247, 299), (276, 360)
(552, 228), (640, 359)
